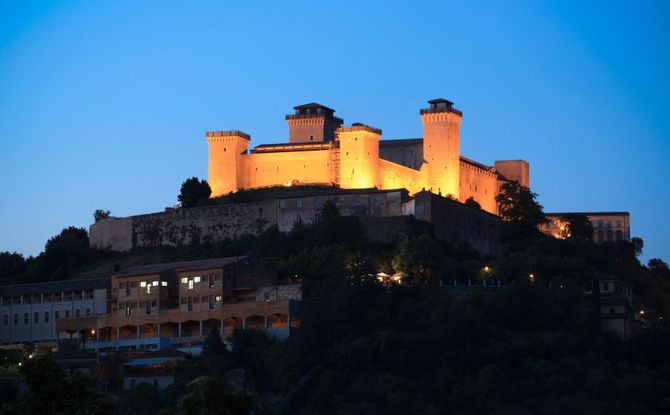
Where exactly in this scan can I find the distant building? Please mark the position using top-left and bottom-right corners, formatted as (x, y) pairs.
(122, 356), (184, 390)
(0, 278), (109, 349)
(543, 212), (630, 243)
(587, 276), (634, 338)
(56, 257), (301, 355)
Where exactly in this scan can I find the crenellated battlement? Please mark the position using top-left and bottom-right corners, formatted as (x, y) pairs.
(205, 99), (530, 215)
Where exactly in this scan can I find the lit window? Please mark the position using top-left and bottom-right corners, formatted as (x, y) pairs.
(181, 277), (188, 284)
(188, 280), (194, 290)
(161, 281), (168, 287)
(140, 281), (147, 287)
(152, 281), (158, 286)
(215, 296), (222, 302)
(194, 276), (201, 283)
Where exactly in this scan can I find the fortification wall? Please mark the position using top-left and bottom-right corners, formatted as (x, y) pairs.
(379, 159), (425, 194)
(239, 150), (333, 188)
(90, 201), (277, 251)
(458, 160), (499, 214)
(379, 140), (423, 170)
(410, 191), (502, 257)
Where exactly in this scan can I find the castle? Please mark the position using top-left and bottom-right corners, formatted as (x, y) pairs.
(207, 99), (530, 214)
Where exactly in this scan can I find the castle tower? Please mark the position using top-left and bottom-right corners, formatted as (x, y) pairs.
(337, 123), (381, 189)
(285, 103), (343, 143)
(421, 99), (462, 198)
(494, 160), (530, 188)
(206, 130), (250, 197)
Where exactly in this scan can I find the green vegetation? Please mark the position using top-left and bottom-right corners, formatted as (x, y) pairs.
(93, 209), (111, 223)
(0, 354), (114, 415)
(2, 183), (670, 413)
(178, 177), (211, 208)
(204, 184), (349, 206)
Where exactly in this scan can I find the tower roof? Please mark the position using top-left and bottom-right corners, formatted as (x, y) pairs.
(427, 98), (454, 106)
(293, 102), (335, 112)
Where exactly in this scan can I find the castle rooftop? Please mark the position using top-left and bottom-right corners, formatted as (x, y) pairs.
(420, 98), (462, 116)
(206, 130), (250, 140)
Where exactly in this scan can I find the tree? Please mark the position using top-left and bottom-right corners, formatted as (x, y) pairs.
(631, 237), (644, 257)
(648, 258), (669, 279)
(178, 177), (212, 208)
(177, 376), (257, 415)
(202, 328), (228, 357)
(392, 234), (446, 284)
(560, 213), (594, 241)
(320, 199), (340, 222)
(42, 227), (90, 275)
(464, 197), (481, 210)
(495, 181), (546, 227)
(1, 355), (114, 414)
(93, 209), (111, 222)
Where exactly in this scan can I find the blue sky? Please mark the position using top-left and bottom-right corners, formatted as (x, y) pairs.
(1, 1), (668, 263)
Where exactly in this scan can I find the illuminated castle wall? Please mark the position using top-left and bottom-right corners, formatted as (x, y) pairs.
(206, 99), (529, 215)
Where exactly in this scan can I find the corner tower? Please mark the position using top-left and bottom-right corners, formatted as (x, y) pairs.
(285, 103), (343, 143)
(206, 130), (250, 197)
(337, 123), (381, 189)
(421, 99), (462, 198)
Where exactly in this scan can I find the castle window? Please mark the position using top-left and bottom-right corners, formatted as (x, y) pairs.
(310, 135), (314, 141)
(224, 147), (227, 152)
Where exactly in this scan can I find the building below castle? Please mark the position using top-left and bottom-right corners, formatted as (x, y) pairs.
(0, 257), (301, 356)
(207, 100), (530, 215)
(542, 212), (630, 243)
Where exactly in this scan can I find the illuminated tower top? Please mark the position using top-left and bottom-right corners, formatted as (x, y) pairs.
(285, 103), (343, 143)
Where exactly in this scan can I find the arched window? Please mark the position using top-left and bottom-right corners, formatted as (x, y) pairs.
(597, 230), (604, 242)
(606, 230), (614, 242)
(615, 230), (623, 241)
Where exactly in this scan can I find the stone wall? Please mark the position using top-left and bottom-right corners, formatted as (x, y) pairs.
(90, 201), (277, 251)
(90, 189), (502, 257)
(410, 191), (503, 257)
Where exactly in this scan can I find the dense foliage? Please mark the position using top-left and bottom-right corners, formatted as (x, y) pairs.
(2, 185), (670, 413)
(178, 177), (212, 208)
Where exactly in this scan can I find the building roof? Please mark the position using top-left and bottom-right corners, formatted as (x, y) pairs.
(251, 141), (333, 153)
(125, 358), (169, 367)
(0, 277), (110, 297)
(114, 257), (248, 278)
(293, 102), (335, 112)
(379, 138), (423, 147)
(460, 156), (493, 171)
(428, 98), (454, 106)
(546, 212), (630, 217)
(274, 187), (408, 200)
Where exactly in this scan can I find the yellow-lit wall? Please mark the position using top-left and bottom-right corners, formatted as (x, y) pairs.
(459, 161), (499, 214)
(421, 112), (461, 199)
(207, 133), (249, 197)
(237, 150), (333, 189)
(379, 159), (424, 194)
(338, 129), (380, 189)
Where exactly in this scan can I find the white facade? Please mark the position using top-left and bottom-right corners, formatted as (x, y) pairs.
(0, 278), (108, 346)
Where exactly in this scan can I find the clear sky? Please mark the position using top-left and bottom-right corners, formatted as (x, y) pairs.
(1, 1), (668, 263)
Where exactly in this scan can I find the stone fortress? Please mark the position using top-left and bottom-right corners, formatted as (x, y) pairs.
(91, 99), (530, 257)
(207, 99), (529, 214)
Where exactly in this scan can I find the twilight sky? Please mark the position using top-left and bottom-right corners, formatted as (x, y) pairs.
(1, 1), (669, 262)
